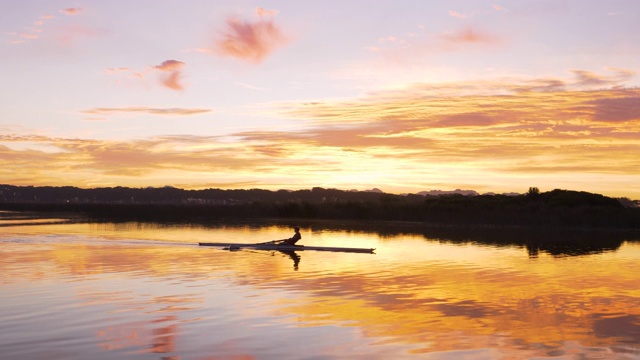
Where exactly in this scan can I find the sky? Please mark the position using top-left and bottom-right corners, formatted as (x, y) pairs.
(1, 1), (640, 198)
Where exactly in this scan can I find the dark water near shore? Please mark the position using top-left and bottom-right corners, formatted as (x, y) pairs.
(1, 212), (640, 359)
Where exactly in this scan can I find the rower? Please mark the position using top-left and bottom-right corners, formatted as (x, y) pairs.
(280, 226), (301, 245)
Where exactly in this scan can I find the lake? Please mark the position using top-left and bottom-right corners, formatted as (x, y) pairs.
(2, 212), (640, 359)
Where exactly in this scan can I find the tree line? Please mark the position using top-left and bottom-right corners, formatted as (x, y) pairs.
(1, 185), (639, 229)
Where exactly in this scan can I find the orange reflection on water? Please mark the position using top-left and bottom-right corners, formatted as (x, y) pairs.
(2, 221), (640, 358)
(274, 243), (640, 356)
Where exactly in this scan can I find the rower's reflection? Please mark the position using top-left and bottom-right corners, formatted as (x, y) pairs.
(277, 250), (301, 270)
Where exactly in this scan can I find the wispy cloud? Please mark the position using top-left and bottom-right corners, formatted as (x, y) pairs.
(5, 13), (55, 44)
(571, 69), (635, 88)
(440, 26), (501, 45)
(6, 7), (88, 45)
(82, 107), (212, 116)
(215, 7), (289, 63)
(367, 24), (502, 60)
(0, 134), (302, 187)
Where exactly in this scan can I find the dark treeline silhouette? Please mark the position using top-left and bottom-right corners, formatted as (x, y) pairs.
(1, 184), (639, 229)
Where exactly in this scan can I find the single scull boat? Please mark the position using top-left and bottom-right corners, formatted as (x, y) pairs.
(198, 242), (375, 254)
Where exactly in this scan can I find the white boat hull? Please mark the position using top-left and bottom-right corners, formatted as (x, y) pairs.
(198, 242), (375, 254)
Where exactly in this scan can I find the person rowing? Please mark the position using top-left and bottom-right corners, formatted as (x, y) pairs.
(279, 226), (301, 246)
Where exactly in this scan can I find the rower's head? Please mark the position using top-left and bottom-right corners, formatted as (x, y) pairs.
(294, 226), (300, 232)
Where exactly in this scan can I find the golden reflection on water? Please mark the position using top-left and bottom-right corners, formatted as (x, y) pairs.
(1, 219), (640, 358)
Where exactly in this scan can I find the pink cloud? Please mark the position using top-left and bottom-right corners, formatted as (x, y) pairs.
(154, 60), (186, 90)
(367, 25), (502, 59)
(7, 14), (55, 44)
(449, 10), (469, 19)
(216, 9), (288, 63)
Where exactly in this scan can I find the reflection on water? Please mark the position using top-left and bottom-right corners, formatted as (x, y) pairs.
(1, 212), (640, 359)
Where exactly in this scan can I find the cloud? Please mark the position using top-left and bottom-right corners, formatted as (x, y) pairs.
(103, 67), (133, 74)
(367, 25), (502, 59)
(0, 134), (305, 186)
(589, 97), (640, 122)
(268, 71), (640, 178)
(103, 60), (188, 90)
(55, 24), (100, 46)
(82, 107), (212, 116)
(440, 26), (500, 44)
(492, 4), (507, 12)
(6, 13), (55, 44)
(449, 10), (469, 19)
(60, 8), (82, 15)
(571, 69), (635, 89)
(7, 8), (88, 45)
(154, 60), (184, 72)
(215, 8), (289, 63)
(154, 60), (186, 90)
(256, 7), (279, 17)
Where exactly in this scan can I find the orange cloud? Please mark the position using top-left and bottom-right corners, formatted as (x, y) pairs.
(440, 26), (500, 44)
(154, 60), (186, 90)
(216, 8), (288, 63)
(60, 7), (82, 15)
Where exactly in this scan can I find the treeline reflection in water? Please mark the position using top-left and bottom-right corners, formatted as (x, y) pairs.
(85, 215), (640, 259)
(2, 210), (638, 259)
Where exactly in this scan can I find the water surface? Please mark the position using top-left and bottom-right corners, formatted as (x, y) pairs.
(1, 215), (640, 359)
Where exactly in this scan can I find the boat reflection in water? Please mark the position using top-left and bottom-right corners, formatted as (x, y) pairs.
(1, 215), (640, 359)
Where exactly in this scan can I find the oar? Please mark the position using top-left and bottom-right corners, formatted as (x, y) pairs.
(256, 239), (287, 245)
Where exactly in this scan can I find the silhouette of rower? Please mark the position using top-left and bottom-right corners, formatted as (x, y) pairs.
(280, 226), (301, 246)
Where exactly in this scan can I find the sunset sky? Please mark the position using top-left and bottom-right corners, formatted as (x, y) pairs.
(2, 1), (639, 198)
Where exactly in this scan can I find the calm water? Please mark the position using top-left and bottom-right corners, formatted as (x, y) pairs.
(2, 213), (640, 359)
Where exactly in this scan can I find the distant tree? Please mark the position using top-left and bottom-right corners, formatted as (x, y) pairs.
(527, 187), (540, 198)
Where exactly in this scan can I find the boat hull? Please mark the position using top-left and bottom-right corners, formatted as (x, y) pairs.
(198, 242), (375, 254)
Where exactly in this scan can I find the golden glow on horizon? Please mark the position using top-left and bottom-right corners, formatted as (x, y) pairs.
(2, 80), (639, 197)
